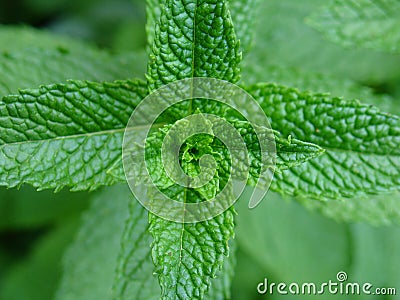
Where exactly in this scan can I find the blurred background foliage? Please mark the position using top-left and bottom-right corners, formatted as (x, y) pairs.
(0, 0), (399, 299)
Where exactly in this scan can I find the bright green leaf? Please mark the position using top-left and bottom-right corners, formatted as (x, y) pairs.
(144, 1), (243, 299)
(147, 0), (241, 90)
(246, 83), (400, 200)
(113, 192), (236, 300)
(145, 0), (259, 53)
(113, 192), (160, 300)
(0, 79), (147, 191)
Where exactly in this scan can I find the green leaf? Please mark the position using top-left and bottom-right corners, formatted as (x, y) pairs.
(124, 119), (323, 186)
(148, 208), (235, 299)
(0, 79), (148, 191)
(56, 185), (132, 300)
(144, 1), (243, 299)
(204, 243), (236, 300)
(307, 0), (400, 54)
(147, 0), (241, 90)
(246, 83), (400, 200)
(143, 119), (236, 298)
(145, 0), (259, 53)
(113, 194), (236, 300)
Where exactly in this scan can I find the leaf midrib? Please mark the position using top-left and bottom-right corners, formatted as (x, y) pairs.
(0, 123), (166, 148)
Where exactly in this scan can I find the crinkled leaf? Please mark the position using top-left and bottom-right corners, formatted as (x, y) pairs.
(240, 69), (400, 225)
(246, 83), (400, 200)
(145, 119), (236, 299)
(149, 206), (235, 300)
(118, 119), (323, 185)
(113, 191), (160, 300)
(113, 193), (236, 300)
(0, 79), (147, 191)
(147, 0), (241, 90)
(146, 0), (259, 53)
(126, 118), (320, 299)
(145, 1), (243, 299)
(307, 0), (400, 54)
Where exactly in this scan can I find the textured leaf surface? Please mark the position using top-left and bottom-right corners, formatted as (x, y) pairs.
(0, 79), (148, 191)
(145, 1), (241, 299)
(143, 120), (236, 299)
(113, 191), (160, 300)
(246, 83), (400, 200)
(147, 0), (241, 90)
(307, 0), (400, 54)
(113, 191), (236, 300)
(137, 120), (323, 183)
(145, 0), (258, 53)
(56, 185), (131, 300)
(149, 208), (235, 300)
(137, 119), (319, 299)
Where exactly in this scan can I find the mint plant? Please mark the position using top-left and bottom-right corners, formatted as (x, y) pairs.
(0, 0), (399, 299)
